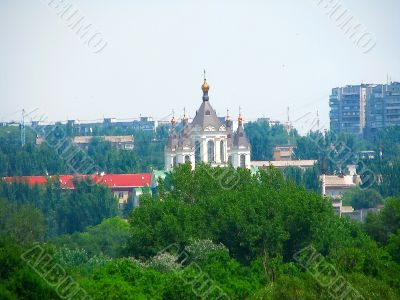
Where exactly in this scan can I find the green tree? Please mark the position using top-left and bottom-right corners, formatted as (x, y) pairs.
(52, 217), (130, 257)
(0, 198), (46, 244)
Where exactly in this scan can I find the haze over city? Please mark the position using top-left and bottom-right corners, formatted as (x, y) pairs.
(1, 0), (400, 131)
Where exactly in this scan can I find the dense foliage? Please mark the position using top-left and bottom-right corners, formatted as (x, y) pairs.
(2, 122), (400, 298)
(0, 179), (119, 237)
(51, 217), (130, 258)
(0, 164), (400, 298)
(0, 125), (168, 176)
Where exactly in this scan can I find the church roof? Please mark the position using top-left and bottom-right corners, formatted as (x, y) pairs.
(233, 124), (250, 149)
(166, 127), (179, 149)
(178, 124), (194, 149)
(191, 100), (222, 130)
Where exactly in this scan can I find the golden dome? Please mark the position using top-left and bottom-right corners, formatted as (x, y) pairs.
(202, 79), (210, 92)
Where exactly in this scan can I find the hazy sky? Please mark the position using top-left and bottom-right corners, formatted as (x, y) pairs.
(1, 0), (399, 132)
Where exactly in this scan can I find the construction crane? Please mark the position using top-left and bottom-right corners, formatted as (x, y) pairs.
(20, 108), (39, 147)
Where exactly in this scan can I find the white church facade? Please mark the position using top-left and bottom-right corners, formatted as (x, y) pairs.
(164, 76), (251, 171)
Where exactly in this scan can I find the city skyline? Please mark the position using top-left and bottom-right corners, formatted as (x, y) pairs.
(1, 0), (400, 133)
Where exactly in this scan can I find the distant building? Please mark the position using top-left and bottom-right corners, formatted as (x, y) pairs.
(358, 150), (376, 160)
(343, 206), (384, 223)
(3, 173), (153, 209)
(329, 85), (369, 135)
(329, 82), (400, 136)
(365, 82), (400, 135)
(31, 116), (156, 135)
(251, 160), (317, 170)
(164, 76), (251, 170)
(73, 135), (134, 150)
(320, 174), (361, 199)
(273, 145), (296, 161)
(256, 117), (281, 126)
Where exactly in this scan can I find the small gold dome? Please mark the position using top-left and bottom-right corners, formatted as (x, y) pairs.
(202, 79), (210, 92)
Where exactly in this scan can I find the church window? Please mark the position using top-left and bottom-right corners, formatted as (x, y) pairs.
(240, 154), (246, 168)
(205, 110), (211, 115)
(195, 141), (201, 163)
(220, 141), (224, 162)
(228, 155), (232, 165)
(207, 140), (215, 162)
(185, 155), (190, 163)
(173, 156), (177, 166)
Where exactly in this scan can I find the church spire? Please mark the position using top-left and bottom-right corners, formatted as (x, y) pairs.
(171, 109), (176, 127)
(226, 108), (231, 128)
(238, 106), (243, 126)
(182, 107), (188, 125)
(201, 69), (210, 102)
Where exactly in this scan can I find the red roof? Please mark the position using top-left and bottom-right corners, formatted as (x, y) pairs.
(92, 174), (152, 188)
(2, 173), (152, 189)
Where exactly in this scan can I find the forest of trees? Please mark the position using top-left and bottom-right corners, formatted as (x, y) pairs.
(1, 121), (399, 178)
(0, 125), (168, 176)
(1, 164), (400, 299)
(2, 123), (400, 298)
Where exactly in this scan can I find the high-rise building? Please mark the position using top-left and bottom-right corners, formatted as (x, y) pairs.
(329, 82), (400, 135)
(365, 82), (400, 135)
(329, 85), (367, 135)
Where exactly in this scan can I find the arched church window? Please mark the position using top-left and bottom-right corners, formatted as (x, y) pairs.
(185, 155), (190, 163)
(240, 154), (246, 168)
(207, 140), (215, 162)
(228, 155), (232, 165)
(195, 141), (201, 163)
(220, 141), (224, 162)
(173, 156), (177, 167)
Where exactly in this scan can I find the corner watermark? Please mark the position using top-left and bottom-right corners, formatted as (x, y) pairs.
(21, 245), (92, 300)
(313, 0), (376, 54)
(26, 110), (104, 186)
(158, 243), (229, 299)
(43, 0), (108, 54)
(294, 245), (364, 299)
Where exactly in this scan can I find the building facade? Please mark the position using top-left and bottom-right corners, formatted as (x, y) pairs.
(164, 77), (251, 171)
(365, 82), (400, 135)
(73, 135), (134, 150)
(329, 82), (400, 136)
(329, 85), (368, 135)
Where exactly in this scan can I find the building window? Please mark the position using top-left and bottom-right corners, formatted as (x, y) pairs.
(195, 141), (201, 163)
(228, 155), (232, 165)
(207, 140), (215, 162)
(240, 154), (246, 168)
(205, 110), (211, 115)
(118, 192), (124, 199)
(185, 155), (190, 163)
(173, 156), (177, 166)
(220, 140), (224, 162)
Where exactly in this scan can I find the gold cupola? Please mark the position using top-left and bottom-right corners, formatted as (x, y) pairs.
(202, 79), (210, 92)
(202, 69), (210, 101)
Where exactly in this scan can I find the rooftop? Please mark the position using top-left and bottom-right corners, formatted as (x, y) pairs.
(2, 173), (152, 189)
(251, 160), (317, 168)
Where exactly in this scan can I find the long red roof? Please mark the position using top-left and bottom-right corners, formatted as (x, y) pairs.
(2, 173), (152, 189)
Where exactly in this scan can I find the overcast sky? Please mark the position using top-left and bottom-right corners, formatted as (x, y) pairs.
(1, 0), (399, 133)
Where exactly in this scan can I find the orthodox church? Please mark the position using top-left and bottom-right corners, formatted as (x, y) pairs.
(164, 75), (251, 171)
